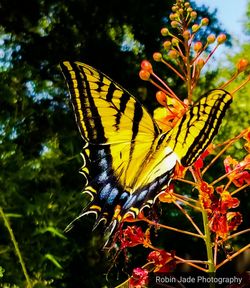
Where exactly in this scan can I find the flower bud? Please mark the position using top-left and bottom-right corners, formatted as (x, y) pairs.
(183, 30), (191, 40)
(187, 7), (193, 13)
(184, 2), (190, 8)
(171, 21), (179, 28)
(153, 52), (162, 62)
(192, 24), (199, 32)
(172, 5), (178, 12)
(190, 11), (197, 19)
(163, 40), (172, 50)
(139, 70), (150, 81)
(161, 27), (169, 36)
(179, 8), (184, 14)
(217, 34), (227, 44)
(169, 13), (177, 20)
(171, 38), (179, 46)
(168, 50), (178, 59)
(201, 18), (209, 26)
(237, 58), (249, 73)
(156, 91), (167, 106)
(197, 58), (205, 69)
(194, 41), (203, 52)
(140, 60), (153, 72)
(207, 34), (216, 44)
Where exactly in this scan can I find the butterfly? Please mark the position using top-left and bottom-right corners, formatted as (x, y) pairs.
(60, 61), (232, 237)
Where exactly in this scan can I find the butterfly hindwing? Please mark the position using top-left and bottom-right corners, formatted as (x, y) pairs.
(168, 89), (232, 166)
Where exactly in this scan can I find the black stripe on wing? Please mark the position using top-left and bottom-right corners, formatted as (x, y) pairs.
(181, 89), (232, 166)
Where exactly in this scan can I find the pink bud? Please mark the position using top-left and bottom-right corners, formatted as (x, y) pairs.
(140, 60), (153, 72)
(237, 59), (249, 73)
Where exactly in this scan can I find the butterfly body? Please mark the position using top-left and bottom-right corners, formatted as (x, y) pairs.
(60, 61), (232, 231)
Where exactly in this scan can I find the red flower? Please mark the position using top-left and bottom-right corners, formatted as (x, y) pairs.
(148, 250), (176, 272)
(224, 155), (250, 187)
(216, 187), (240, 213)
(209, 211), (243, 238)
(209, 212), (228, 236)
(194, 144), (214, 170)
(129, 267), (148, 288)
(199, 181), (215, 211)
(119, 226), (150, 249)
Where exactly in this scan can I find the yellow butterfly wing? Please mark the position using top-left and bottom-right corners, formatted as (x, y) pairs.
(60, 61), (232, 231)
(60, 61), (176, 225)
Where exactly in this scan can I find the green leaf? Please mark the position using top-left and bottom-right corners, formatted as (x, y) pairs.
(35, 226), (67, 239)
(44, 253), (62, 269)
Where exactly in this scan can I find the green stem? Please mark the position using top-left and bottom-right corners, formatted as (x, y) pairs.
(0, 207), (32, 288)
(201, 208), (216, 288)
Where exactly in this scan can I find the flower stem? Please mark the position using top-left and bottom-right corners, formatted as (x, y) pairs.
(0, 207), (32, 288)
(201, 207), (216, 288)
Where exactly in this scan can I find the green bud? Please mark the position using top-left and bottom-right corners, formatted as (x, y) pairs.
(192, 24), (199, 32)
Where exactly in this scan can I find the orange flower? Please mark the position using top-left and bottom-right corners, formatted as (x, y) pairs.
(158, 184), (175, 203)
(153, 95), (186, 132)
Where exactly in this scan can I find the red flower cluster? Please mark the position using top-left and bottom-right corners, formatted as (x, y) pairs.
(129, 267), (148, 288)
(147, 250), (176, 272)
(199, 182), (242, 238)
(119, 226), (151, 249)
